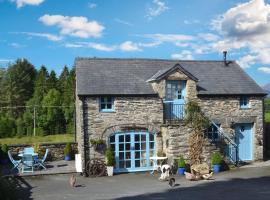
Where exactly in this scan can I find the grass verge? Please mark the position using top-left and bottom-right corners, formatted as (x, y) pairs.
(0, 134), (74, 145)
(266, 112), (270, 123)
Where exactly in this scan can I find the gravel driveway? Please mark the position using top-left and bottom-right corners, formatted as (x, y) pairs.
(18, 166), (270, 200)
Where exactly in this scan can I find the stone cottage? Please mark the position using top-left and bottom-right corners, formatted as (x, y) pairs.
(75, 57), (267, 174)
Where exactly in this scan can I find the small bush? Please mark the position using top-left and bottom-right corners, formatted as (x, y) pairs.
(90, 139), (105, 145)
(1, 144), (8, 154)
(1, 144), (8, 159)
(105, 147), (115, 166)
(211, 152), (222, 165)
(157, 150), (166, 157)
(178, 156), (186, 168)
(33, 143), (40, 154)
(64, 143), (72, 156)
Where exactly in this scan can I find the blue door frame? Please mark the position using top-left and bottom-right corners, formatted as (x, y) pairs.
(164, 80), (186, 119)
(109, 132), (155, 173)
(235, 123), (253, 161)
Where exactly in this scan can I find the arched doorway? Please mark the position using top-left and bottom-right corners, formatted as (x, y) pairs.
(109, 131), (155, 173)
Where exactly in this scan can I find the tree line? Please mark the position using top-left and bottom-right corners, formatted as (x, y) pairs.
(0, 59), (75, 138)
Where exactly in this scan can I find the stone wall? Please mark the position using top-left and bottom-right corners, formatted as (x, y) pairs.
(161, 96), (264, 162)
(7, 142), (77, 161)
(76, 96), (164, 168)
(199, 96), (264, 161)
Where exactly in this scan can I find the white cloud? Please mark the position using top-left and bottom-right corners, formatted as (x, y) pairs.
(237, 54), (257, 68)
(184, 19), (200, 25)
(88, 3), (97, 9)
(11, 0), (44, 8)
(258, 66), (270, 73)
(114, 18), (133, 26)
(39, 14), (104, 38)
(171, 50), (194, 60)
(65, 40), (160, 52)
(198, 33), (219, 42)
(210, 0), (270, 67)
(20, 32), (62, 41)
(0, 59), (13, 63)
(142, 33), (194, 43)
(138, 41), (161, 47)
(147, 0), (169, 19)
(119, 41), (141, 52)
(9, 42), (26, 48)
(257, 67), (270, 74)
(65, 42), (116, 51)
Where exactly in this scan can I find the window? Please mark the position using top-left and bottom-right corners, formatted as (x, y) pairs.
(100, 97), (114, 112)
(205, 124), (220, 143)
(240, 96), (249, 109)
(165, 80), (186, 101)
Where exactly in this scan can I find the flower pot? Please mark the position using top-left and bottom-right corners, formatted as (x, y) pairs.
(64, 155), (71, 161)
(213, 164), (221, 173)
(107, 166), (114, 176)
(178, 167), (185, 175)
(95, 144), (105, 151)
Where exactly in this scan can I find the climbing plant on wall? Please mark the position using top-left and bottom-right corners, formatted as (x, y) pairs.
(184, 100), (209, 166)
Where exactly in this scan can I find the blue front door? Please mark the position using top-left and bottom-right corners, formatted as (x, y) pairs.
(235, 123), (253, 161)
(164, 80), (186, 119)
(109, 132), (155, 172)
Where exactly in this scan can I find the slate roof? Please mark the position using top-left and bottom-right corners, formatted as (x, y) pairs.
(75, 58), (266, 96)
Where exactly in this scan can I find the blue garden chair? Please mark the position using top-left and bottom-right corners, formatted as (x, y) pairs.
(7, 150), (21, 172)
(35, 149), (49, 170)
(22, 154), (34, 173)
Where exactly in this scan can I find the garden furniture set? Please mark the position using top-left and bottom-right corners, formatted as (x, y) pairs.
(8, 147), (49, 173)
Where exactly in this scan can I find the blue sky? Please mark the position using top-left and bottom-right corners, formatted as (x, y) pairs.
(0, 0), (269, 86)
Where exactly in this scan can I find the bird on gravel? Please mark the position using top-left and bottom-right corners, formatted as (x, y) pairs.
(168, 178), (175, 187)
(202, 172), (213, 180)
(69, 174), (76, 187)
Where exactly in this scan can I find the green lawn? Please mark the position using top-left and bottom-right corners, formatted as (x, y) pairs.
(266, 112), (270, 123)
(0, 134), (74, 145)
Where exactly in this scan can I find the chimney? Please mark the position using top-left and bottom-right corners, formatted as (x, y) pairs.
(223, 51), (227, 65)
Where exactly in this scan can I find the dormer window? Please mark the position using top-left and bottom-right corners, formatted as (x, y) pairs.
(240, 96), (249, 109)
(165, 80), (186, 101)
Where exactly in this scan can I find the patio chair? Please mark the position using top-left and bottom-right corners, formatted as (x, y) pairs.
(22, 154), (34, 173)
(7, 150), (22, 172)
(23, 147), (34, 155)
(35, 149), (49, 170)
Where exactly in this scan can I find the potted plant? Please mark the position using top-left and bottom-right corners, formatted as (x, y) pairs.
(64, 143), (72, 161)
(211, 152), (222, 173)
(105, 147), (115, 176)
(178, 155), (186, 175)
(90, 139), (106, 151)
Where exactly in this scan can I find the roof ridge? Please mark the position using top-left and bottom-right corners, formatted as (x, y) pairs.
(75, 57), (235, 62)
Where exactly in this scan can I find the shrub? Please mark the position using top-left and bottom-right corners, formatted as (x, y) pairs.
(1, 144), (8, 159)
(157, 150), (166, 157)
(105, 147), (115, 166)
(1, 144), (8, 154)
(33, 143), (40, 154)
(178, 156), (186, 168)
(211, 152), (222, 165)
(90, 139), (105, 145)
(64, 143), (72, 156)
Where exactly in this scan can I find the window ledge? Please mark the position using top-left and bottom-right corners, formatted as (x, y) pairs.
(100, 109), (115, 113)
